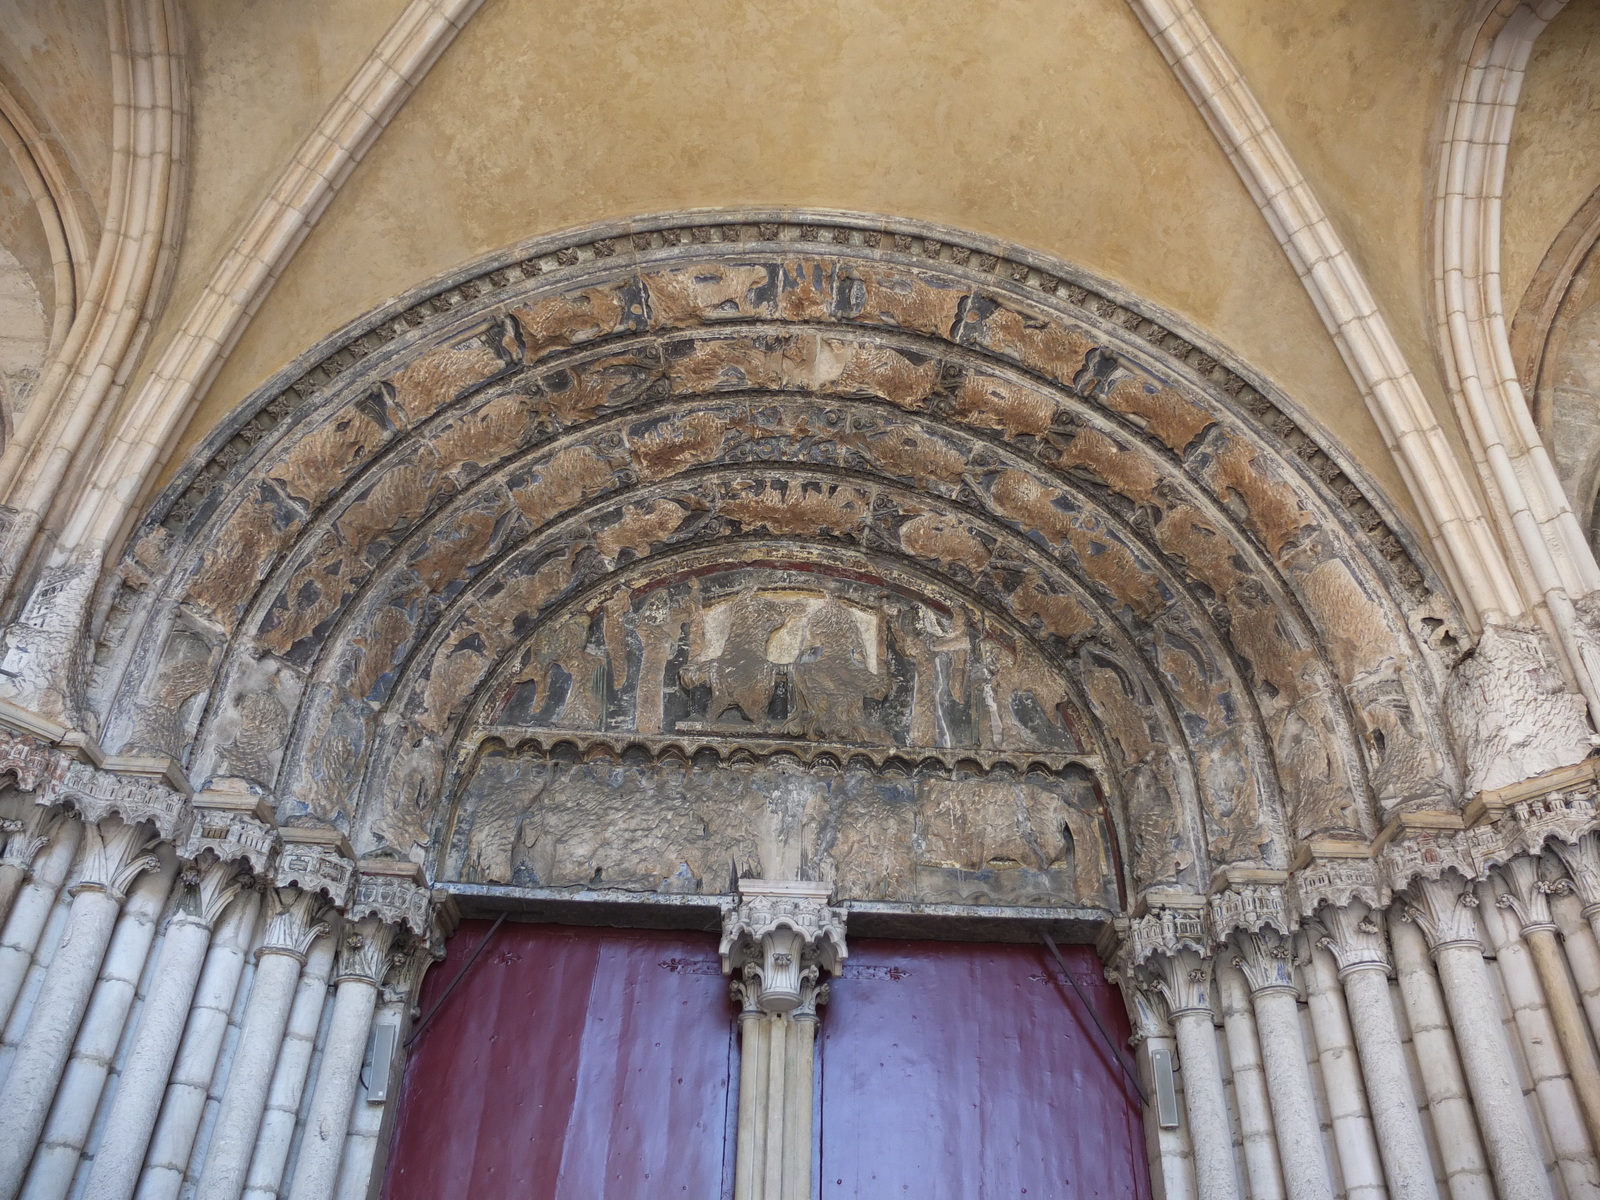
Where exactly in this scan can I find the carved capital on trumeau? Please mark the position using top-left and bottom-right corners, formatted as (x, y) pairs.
(1232, 929), (1298, 996)
(40, 760), (190, 843)
(1400, 872), (1482, 953)
(69, 817), (162, 903)
(336, 917), (404, 987)
(1207, 883), (1292, 946)
(1312, 899), (1391, 978)
(171, 856), (247, 930)
(273, 828), (355, 909)
(348, 861), (432, 936)
(259, 886), (331, 963)
(720, 880), (846, 1015)
(1493, 854), (1559, 935)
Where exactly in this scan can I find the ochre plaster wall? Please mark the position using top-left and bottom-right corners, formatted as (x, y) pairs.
(0, 0), (112, 232)
(159, 0), (1421, 534)
(137, 0), (412, 376)
(1195, 0), (1465, 461)
(1503, 0), (1600, 318)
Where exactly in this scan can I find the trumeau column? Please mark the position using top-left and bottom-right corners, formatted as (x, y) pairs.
(1495, 854), (1600, 1156)
(195, 831), (353, 1200)
(287, 862), (432, 1200)
(720, 880), (846, 1200)
(1212, 885), (1335, 1200)
(83, 794), (278, 1200)
(0, 762), (188, 1200)
(1127, 898), (1240, 1200)
(1399, 868), (1555, 1200)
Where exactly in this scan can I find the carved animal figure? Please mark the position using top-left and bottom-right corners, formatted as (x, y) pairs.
(680, 585), (790, 725)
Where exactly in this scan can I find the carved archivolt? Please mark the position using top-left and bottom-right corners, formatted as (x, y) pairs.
(94, 211), (1462, 905)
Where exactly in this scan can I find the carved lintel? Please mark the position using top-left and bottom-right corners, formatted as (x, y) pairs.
(720, 879), (846, 1015)
(348, 860), (433, 937)
(273, 828), (356, 909)
(70, 817), (162, 903)
(1232, 928), (1297, 996)
(1207, 883), (1292, 946)
(336, 917), (404, 987)
(1311, 899), (1391, 978)
(1400, 872), (1483, 953)
(1494, 855), (1560, 934)
(172, 857), (248, 929)
(259, 885), (331, 962)
(39, 759), (190, 843)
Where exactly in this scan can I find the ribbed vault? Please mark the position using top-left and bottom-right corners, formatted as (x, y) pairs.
(95, 212), (1462, 906)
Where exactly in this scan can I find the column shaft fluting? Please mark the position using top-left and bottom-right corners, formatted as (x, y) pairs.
(1170, 1008), (1239, 1200)
(81, 913), (214, 1200)
(1339, 964), (1441, 1200)
(1432, 942), (1555, 1200)
(287, 976), (379, 1200)
(137, 890), (261, 1200)
(1217, 964), (1285, 1200)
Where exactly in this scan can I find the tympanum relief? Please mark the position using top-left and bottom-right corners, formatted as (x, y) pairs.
(440, 561), (1116, 907)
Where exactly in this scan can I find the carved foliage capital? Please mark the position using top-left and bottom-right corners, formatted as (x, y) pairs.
(173, 857), (248, 929)
(0, 805), (58, 875)
(1143, 946), (1214, 1018)
(721, 881), (846, 1015)
(1494, 854), (1560, 934)
(1401, 872), (1482, 952)
(1549, 832), (1600, 912)
(260, 886), (331, 962)
(1312, 899), (1391, 977)
(337, 917), (405, 987)
(70, 817), (162, 902)
(1232, 928), (1297, 996)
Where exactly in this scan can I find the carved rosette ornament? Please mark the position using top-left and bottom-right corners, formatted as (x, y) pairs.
(720, 880), (847, 1016)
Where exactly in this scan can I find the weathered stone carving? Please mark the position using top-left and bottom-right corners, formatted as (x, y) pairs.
(1447, 623), (1595, 795)
(347, 862), (432, 937)
(721, 880), (847, 1015)
(40, 761), (190, 842)
(273, 831), (356, 909)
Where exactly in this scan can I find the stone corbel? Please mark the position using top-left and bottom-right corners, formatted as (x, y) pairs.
(720, 880), (847, 1015)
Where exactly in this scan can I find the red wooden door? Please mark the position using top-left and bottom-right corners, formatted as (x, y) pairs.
(382, 922), (735, 1200)
(818, 939), (1150, 1199)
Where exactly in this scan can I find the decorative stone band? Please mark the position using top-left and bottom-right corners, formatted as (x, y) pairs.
(720, 880), (848, 1016)
(37, 759), (191, 843)
(347, 860), (434, 937)
(273, 828), (357, 909)
(0, 724), (59, 791)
